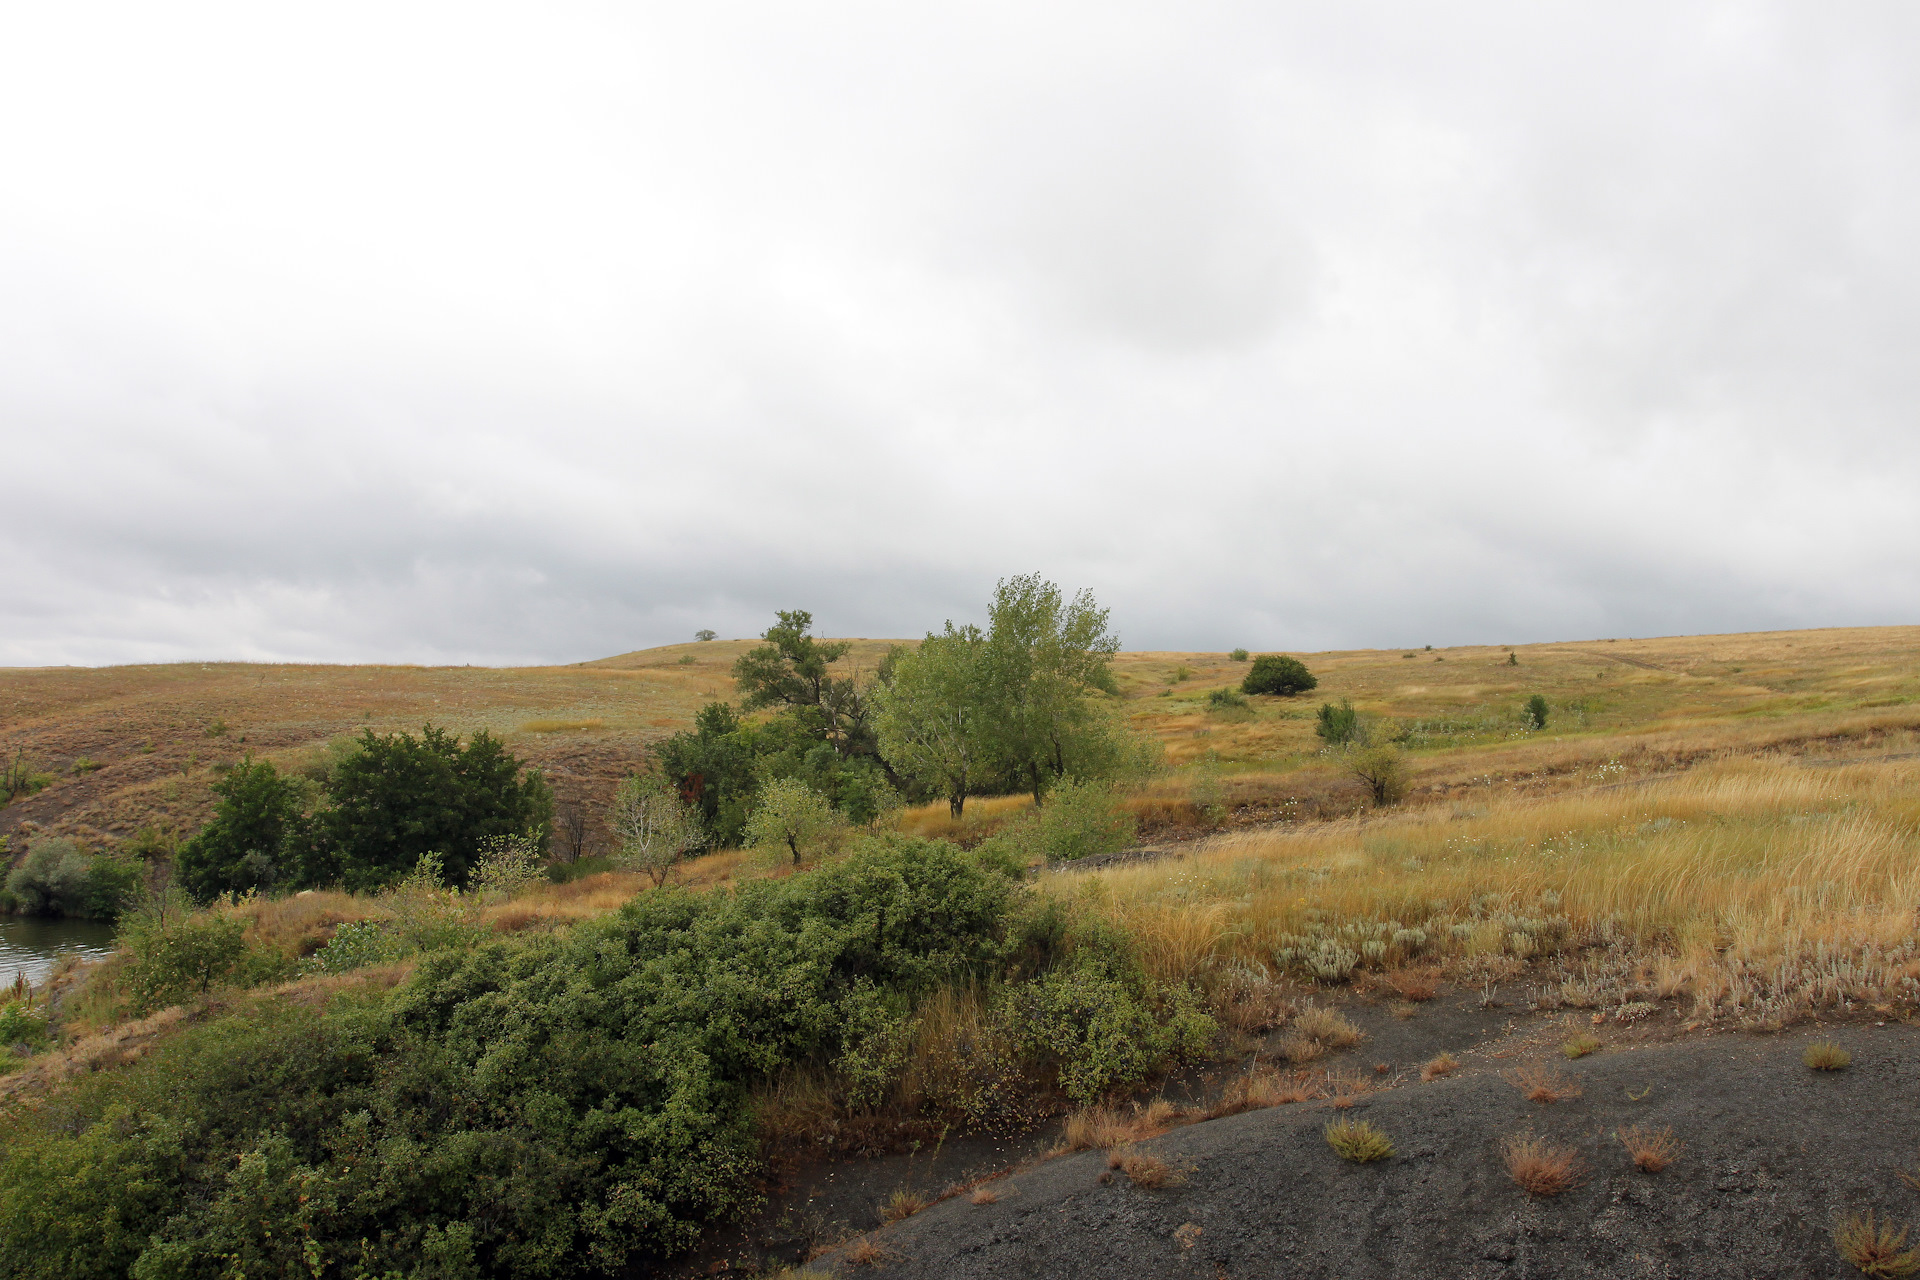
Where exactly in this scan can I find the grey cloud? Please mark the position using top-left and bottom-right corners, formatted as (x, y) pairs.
(3, 2), (1917, 667)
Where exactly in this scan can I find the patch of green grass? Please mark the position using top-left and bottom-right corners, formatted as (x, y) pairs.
(1562, 1034), (1601, 1059)
(1324, 1118), (1393, 1163)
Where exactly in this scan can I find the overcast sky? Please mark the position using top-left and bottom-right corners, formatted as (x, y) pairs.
(4, 3), (1917, 666)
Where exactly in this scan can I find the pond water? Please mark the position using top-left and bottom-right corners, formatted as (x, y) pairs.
(0, 915), (119, 988)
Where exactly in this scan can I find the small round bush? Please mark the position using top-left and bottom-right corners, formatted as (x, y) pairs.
(1229, 648), (1249, 662)
(1241, 655), (1317, 697)
(1523, 694), (1550, 730)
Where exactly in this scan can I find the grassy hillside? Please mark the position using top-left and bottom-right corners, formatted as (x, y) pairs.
(5, 627), (1916, 856)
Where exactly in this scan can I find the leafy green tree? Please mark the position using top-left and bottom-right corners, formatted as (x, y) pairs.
(1241, 654), (1317, 696)
(732, 610), (877, 758)
(744, 777), (845, 864)
(1524, 694), (1551, 730)
(981, 574), (1123, 803)
(306, 725), (552, 891)
(174, 756), (306, 901)
(610, 774), (705, 886)
(655, 701), (760, 845)
(875, 623), (993, 817)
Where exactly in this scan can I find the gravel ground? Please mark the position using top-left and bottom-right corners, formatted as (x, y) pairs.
(811, 1022), (1920, 1279)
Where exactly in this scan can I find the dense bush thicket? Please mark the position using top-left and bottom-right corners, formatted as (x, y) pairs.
(174, 727), (552, 901)
(1241, 654), (1317, 697)
(0, 836), (1208, 1278)
(1, 838), (142, 919)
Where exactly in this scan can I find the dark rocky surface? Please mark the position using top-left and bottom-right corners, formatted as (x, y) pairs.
(812, 1023), (1920, 1278)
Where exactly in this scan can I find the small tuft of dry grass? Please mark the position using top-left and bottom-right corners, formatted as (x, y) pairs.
(843, 1236), (892, 1268)
(1058, 1105), (1138, 1153)
(969, 1185), (1001, 1206)
(1617, 1125), (1683, 1173)
(1391, 1001), (1420, 1019)
(1502, 1134), (1584, 1196)
(1806, 1040), (1853, 1071)
(1278, 1036), (1325, 1065)
(1294, 1005), (1364, 1049)
(1108, 1146), (1183, 1189)
(880, 1187), (931, 1222)
(1562, 1033), (1602, 1059)
(1388, 968), (1440, 1002)
(1324, 1118), (1394, 1163)
(1421, 1051), (1459, 1081)
(1835, 1211), (1920, 1278)
(1512, 1063), (1583, 1103)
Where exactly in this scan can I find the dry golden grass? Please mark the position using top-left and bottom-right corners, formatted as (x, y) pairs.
(1805, 1040), (1853, 1071)
(1421, 1051), (1459, 1081)
(969, 1185), (1001, 1206)
(880, 1187), (931, 1222)
(1292, 1006), (1363, 1049)
(1502, 1134), (1584, 1196)
(892, 793), (1035, 844)
(1512, 1063), (1582, 1103)
(1835, 1211), (1920, 1278)
(1046, 752), (1920, 1023)
(1109, 1147), (1181, 1189)
(842, 1236), (891, 1268)
(1617, 1125), (1683, 1173)
(1388, 968), (1440, 1002)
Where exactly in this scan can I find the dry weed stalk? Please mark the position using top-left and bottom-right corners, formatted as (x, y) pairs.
(880, 1187), (930, 1222)
(842, 1236), (891, 1268)
(1835, 1211), (1920, 1278)
(1108, 1146), (1182, 1189)
(1502, 1134), (1584, 1196)
(1512, 1063), (1582, 1103)
(1617, 1125), (1683, 1173)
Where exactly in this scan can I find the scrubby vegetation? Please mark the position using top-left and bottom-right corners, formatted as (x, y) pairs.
(1, 837), (142, 919)
(9, 618), (1920, 1275)
(0, 834), (1217, 1276)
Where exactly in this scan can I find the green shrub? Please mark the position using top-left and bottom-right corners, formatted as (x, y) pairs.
(5, 840), (90, 915)
(1347, 746), (1410, 806)
(0, 1003), (47, 1050)
(1229, 648), (1249, 662)
(303, 918), (405, 974)
(0, 751), (53, 807)
(1206, 687), (1250, 711)
(1524, 694), (1550, 730)
(307, 725), (553, 891)
(174, 755), (307, 902)
(1010, 778), (1136, 863)
(1241, 655), (1317, 697)
(0, 836), (1029, 1276)
(119, 906), (288, 1014)
(1006, 950), (1214, 1102)
(1315, 699), (1362, 746)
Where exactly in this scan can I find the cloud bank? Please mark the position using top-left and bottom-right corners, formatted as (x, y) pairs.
(4, 3), (1917, 664)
